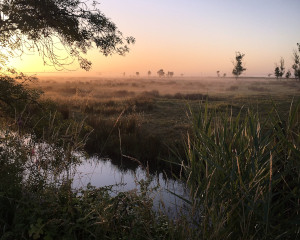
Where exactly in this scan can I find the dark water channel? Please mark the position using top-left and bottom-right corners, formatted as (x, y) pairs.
(1, 132), (190, 218)
(72, 156), (190, 218)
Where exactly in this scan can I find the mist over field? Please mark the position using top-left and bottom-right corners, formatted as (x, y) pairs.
(37, 76), (300, 98)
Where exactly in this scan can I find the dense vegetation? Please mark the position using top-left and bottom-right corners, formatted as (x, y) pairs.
(35, 77), (299, 171)
(1, 75), (299, 239)
(181, 100), (300, 239)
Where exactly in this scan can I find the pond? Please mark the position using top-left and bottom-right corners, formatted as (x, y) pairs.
(71, 156), (190, 218)
(0, 131), (190, 218)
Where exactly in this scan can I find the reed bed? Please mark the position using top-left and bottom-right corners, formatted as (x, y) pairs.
(180, 100), (300, 239)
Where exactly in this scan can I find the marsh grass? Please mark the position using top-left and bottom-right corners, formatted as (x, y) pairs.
(179, 100), (300, 239)
(32, 77), (299, 175)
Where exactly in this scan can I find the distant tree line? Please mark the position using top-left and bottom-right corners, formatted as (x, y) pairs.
(131, 43), (300, 80)
(216, 70), (227, 78)
(156, 69), (174, 77)
(228, 43), (300, 80)
(126, 69), (174, 77)
(273, 43), (300, 80)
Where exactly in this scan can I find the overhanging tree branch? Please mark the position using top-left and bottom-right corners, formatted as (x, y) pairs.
(0, 0), (135, 71)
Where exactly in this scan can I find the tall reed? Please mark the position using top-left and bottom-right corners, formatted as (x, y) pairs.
(183, 100), (300, 239)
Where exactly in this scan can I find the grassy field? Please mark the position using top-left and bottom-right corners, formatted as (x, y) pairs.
(31, 76), (300, 172)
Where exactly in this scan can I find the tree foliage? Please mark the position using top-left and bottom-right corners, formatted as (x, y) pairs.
(167, 71), (174, 77)
(0, 74), (41, 113)
(274, 57), (285, 79)
(285, 70), (291, 79)
(157, 69), (165, 77)
(292, 43), (300, 80)
(232, 52), (246, 79)
(274, 67), (280, 79)
(0, 0), (135, 71)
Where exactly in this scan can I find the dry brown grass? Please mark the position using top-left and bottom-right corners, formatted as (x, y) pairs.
(35, 76), (300, 101)
(26, 76), (299, 171)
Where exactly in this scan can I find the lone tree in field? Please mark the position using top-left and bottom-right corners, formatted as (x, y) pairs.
(216, 71), (220, 77)
(0, 0), (135, 71)
(136, 72), (139, 77)
(232, 52), (246, 79)
(157, 69), (165, 77)
(274, 67), (280, 79)
(274, 57), (285, 79)
(148, 70), (151, 77)
(292, 43), (300, 80)
(285, 70), (291, 79)
(167, 71), (174, 77)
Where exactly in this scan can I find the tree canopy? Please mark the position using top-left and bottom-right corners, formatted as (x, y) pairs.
(292, 43), (300, 80)
(0, 0), (135, 71)
(274, 57), (285, 79)
(232, 52), (246, 79)
(157, 69), (164, 77)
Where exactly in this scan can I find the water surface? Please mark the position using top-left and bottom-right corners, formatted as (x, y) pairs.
(72, 156), (190, 217)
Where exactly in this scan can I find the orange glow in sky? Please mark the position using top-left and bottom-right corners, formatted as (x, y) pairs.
(8, 0), (300, 78)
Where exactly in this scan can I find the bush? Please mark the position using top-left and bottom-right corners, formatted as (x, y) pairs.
(0, 75), (41, 116)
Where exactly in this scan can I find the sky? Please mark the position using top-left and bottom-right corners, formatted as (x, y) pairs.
(11, 0), (300, 77)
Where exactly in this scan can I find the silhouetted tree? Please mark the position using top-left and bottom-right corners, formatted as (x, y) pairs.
(280, 57), (285, 78)
(0, 0), (135, 71)
(285, 70), (291, 79)
(274, 57), (285, 79)
(216, 71), (220, 77)
(274, 67), (280, 79)
(167, 71), (174, 77)
(136, 72), (139, 77)
(292, 43), (300, 80)
(157, 69), (165, 77)
(223, 73), (226, 78)
(232, 52), (246, 79)
(148, 70), (151, 77)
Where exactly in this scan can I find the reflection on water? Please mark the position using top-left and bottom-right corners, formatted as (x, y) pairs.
(71, 156), (190, 218)
(0, 131), (190, 218)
